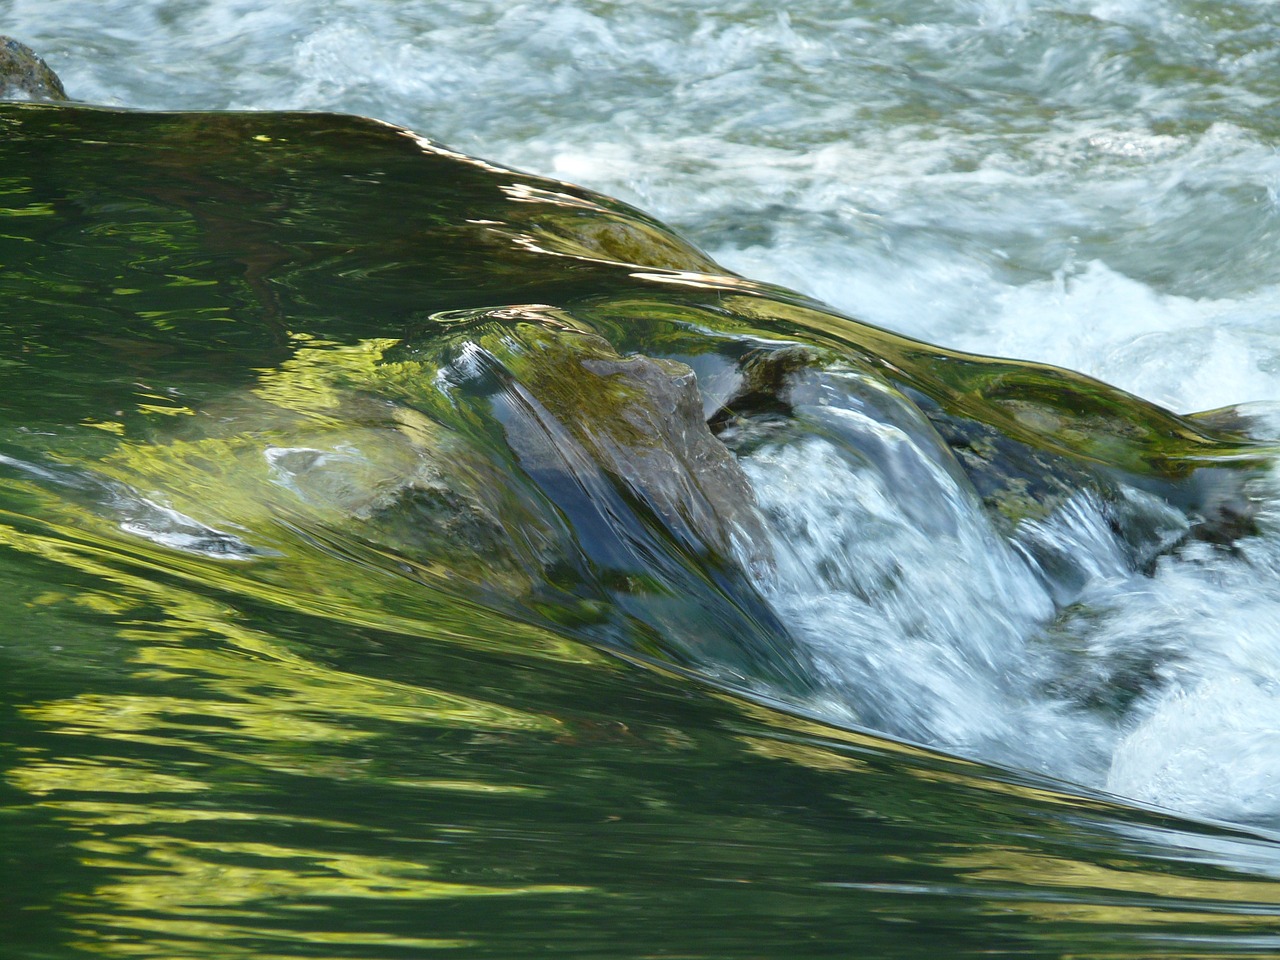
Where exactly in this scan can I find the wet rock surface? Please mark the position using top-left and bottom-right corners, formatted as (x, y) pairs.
(427, 316), (775, 574)
(0, 37), (66, 101)
(709, 339), (1266, 564)
(404, 315), (807, 687)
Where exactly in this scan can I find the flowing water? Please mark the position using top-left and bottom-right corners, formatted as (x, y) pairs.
(4, 2), (1280, 958)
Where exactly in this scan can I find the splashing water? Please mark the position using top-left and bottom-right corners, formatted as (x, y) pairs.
(742, 429), (1280, 821)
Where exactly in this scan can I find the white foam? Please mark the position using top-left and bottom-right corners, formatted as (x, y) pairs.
(739, 435), (1118, 779)
(743, 423), (1280, 823)
(1108, 677), (1280, 823)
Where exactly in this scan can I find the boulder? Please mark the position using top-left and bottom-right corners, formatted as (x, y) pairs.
(0, 37), (66, 101)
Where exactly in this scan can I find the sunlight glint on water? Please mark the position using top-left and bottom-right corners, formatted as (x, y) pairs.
(5, 0), (1280, 828)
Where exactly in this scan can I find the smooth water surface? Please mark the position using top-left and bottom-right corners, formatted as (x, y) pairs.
(2, 3), (1280, 958)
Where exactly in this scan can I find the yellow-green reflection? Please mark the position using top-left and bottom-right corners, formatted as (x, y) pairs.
(64, 837), (583, 957)
(0, 468), (599, 667)
(1, 503), (581, 956)
(740, 736), (871, 774)
(52, 331), (603, 663)
(5, 101), (1280, 960)
(0, 370), (589, 955)
(6, 535), (563, 780)
(69, 837), (588, 909)
(34, 801), (351, 829)
(9, 761), (206, 797)
(68, 933), (473, 960)
(942, 846), (1280, 909)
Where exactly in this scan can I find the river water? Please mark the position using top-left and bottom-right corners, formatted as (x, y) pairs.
(4, 2), (1280, 958)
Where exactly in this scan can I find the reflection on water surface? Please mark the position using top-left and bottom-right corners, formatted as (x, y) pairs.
(2, 103), (1280, 960)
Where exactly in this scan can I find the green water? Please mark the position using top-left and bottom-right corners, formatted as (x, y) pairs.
(3, 103), (1280, 959)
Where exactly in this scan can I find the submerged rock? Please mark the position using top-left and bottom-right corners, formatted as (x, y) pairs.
(389, 314), (806, 687)
(0, 38), (66, 101)
(1, 102), (1274, 710)
(706, 337), (1266, 563)
(459, 319), (773, 574)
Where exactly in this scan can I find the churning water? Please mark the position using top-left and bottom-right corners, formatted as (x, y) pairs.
(6, 4), (1280, 958)
(16, 0), (1280, 402)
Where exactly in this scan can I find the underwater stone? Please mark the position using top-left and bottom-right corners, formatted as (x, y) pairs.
(712, 339), (1263, 563)
(445, 320), (776, 575)
(581, 348), (775, 573)
(0, 37), (67, 101)
(410, 318), (809, 688)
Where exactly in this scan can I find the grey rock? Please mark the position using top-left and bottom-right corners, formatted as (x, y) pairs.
(0, 37), (66, 101)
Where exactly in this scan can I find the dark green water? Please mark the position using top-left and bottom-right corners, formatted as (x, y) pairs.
(3, 103), (1280, 959)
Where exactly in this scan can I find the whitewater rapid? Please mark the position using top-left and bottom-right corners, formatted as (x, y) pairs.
(10, 0), (1280, 409)
(741, 423), (1280, 823)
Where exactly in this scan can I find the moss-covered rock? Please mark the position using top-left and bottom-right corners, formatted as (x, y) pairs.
(0, 37), (66, 101)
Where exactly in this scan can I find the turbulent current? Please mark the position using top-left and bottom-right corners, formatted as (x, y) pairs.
(5, 4), (1280, 960)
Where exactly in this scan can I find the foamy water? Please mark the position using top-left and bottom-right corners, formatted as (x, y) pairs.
(8, 0), (1280, 825)
(742, 430), (1280, 824)
(11, 0), (1280, 405)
